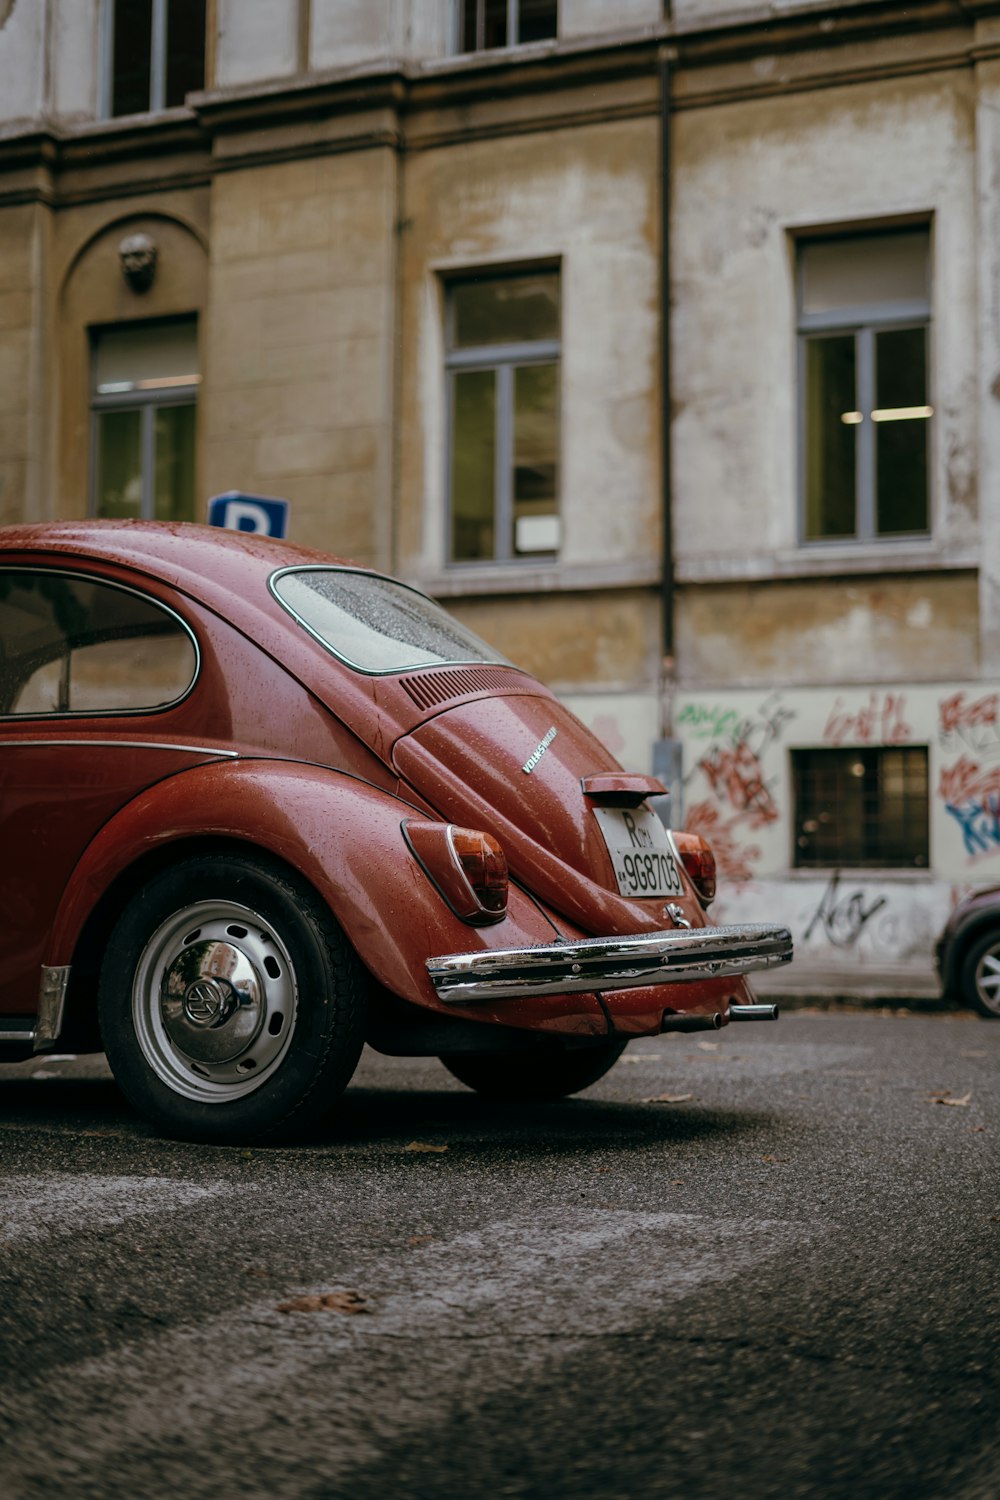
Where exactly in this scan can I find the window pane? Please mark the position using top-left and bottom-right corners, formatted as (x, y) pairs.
(154, 403), (197, 523)
(876, 326), (929, 536)
(451, 369), (496, 562)
(513, 363), (558, 555)
(0, 571), (196, 716)
(452, 275), (559, 349)
(459, 0), (477, 50)
(166, 0), (206, 107)
(272, 569), (509, 674)
(484, 0), (508, 48)
(112, 0), (153, 116)
(93, 319), (199, 395)
(793, 747), (928, 869)
(95, 409), (144, 520)
(518, 0), (558, 42)
(804, 334), (856, 539)
(801, 231), (929, 316)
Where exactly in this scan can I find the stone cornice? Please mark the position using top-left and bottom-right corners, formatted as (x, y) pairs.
(3, 0), (1000, 206)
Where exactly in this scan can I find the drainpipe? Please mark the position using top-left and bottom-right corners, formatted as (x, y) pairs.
(659, 43), (675, 693)
(652, 40), (684, 817)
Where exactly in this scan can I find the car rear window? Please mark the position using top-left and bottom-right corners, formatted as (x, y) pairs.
(270, 568), (510, 675)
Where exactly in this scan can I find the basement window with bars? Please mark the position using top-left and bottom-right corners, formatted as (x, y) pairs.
(454, 0), (558, 52)
(792, 746), (929, 869)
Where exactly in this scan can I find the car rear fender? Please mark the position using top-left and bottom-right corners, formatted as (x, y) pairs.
(47, 758), (598, 1024)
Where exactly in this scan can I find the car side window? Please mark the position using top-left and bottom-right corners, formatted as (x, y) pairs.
(0, 569), (197, 716)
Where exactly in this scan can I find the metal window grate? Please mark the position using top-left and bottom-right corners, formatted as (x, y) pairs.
(792, 746), (929, 868)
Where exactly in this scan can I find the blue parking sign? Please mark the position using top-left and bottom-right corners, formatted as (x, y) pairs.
(208, 492), (289, 538)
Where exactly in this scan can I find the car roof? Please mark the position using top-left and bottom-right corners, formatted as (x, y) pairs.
(0, 519), (360, 593)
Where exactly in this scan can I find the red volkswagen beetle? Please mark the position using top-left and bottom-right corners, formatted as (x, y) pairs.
(0, 521), (792, 1142)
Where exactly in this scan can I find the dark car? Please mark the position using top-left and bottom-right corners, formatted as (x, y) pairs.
(936, 886), (1000, 1017)
(0, 520), (793, 1142)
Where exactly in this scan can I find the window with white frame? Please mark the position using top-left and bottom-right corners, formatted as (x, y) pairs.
(102, 0), (206, 118)
(454, 0), (557, 52)
(798, 228), (931, 543)
(90, 319), (199, 523)
(445, 271), (561, 565)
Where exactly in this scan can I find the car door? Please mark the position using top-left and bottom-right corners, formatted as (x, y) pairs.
(0, 564), (211, 1019)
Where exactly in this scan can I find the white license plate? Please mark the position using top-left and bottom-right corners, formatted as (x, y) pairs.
(592, 806), (685, 899)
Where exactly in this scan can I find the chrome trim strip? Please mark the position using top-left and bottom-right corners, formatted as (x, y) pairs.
(0, 1029), (36, 1043)
(34, 965), (71, 1051)
(427, 923), (793, 1004)
(0, 741), (239, 757)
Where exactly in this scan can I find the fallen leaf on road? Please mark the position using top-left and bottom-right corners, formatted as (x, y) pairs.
(277, 1291), (369, 1315)
(407, 1235), (434, 1245)
(761, 1155), (790, 1164)
(970, 1125), (986, 1134)
(931, 1093), (972, 1107)
(696, 1041), (719, 1052)
(402, 1141), (449, 1153)
(621, 1055), (662, 1064)
(642, 1093), (694, 1104)
(960, 1050), (987, 1058)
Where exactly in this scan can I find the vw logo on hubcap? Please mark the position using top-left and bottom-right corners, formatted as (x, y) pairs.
(183, 977), (235, 1028)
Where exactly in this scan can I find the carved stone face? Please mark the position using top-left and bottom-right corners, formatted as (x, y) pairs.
(119, 232), (158, 293)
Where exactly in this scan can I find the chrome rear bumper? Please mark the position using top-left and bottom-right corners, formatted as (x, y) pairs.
(427, 923), (793, 1005)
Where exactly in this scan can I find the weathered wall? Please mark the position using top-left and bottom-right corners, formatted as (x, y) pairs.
(215, 0), (299, 87)
(676, 680), (1000, 976)
(677, 573), (980, 690)
(55, 197), (211, 519)
(0, 0), (44, 125)
(398, 116), (660, 588)
(561, 0), (662, 37)
(202, 150), (397, 566)
(452, 589), (660, 694)
(671, 72), (979, 572)
(0, 204), (44, 525)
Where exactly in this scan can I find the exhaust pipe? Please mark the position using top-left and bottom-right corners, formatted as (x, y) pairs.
(729, 1002), (779, 1022)
(661, 1011), (724, 1033)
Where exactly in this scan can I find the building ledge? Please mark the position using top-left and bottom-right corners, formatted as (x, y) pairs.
(675, 544), (979, 585)
(409, 559), (662, 599)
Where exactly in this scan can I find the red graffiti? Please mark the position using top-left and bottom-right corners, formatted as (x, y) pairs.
(823, 692), (912, 747)
(699, 741), (778, 828)
(939, 692), (1000, 736)
(684, 801), (761, 883)
(938, 756), (1000, 807)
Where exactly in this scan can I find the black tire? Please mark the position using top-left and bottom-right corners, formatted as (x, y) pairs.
(440, 1040), (627, 1100)
(959, 928), (1000, 1018)
(98, 854), (367, 1143)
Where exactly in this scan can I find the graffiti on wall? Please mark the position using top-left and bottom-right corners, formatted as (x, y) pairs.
(680, 693), (793, 881)
(937, 693), (1000, 862)
(822, 692), (913, 748)
(803, 871), (888, 949)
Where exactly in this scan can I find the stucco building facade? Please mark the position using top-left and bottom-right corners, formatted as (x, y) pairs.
(2, 0), (999, 992)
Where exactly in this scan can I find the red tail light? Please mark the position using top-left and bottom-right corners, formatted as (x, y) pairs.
(672, 832), (716, 907)
(402, 820), (509, 925)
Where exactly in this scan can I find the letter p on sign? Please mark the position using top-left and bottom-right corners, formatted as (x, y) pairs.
(208, 492), (289, 538)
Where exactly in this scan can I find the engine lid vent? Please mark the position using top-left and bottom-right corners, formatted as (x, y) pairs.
(399, 666), (531, 711)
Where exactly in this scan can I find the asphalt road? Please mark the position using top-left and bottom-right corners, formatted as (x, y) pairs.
(0, 1010), (997, 1500)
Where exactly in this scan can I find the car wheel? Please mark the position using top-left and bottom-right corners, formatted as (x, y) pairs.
(98, 854), (367, 1143)
(959, 928), (1000, 1018)
(439, 1041), (627, 1100)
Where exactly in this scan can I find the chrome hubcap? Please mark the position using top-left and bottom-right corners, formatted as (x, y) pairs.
(133, 900), (298, 1103)
(976, 948), (1000, 1014)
